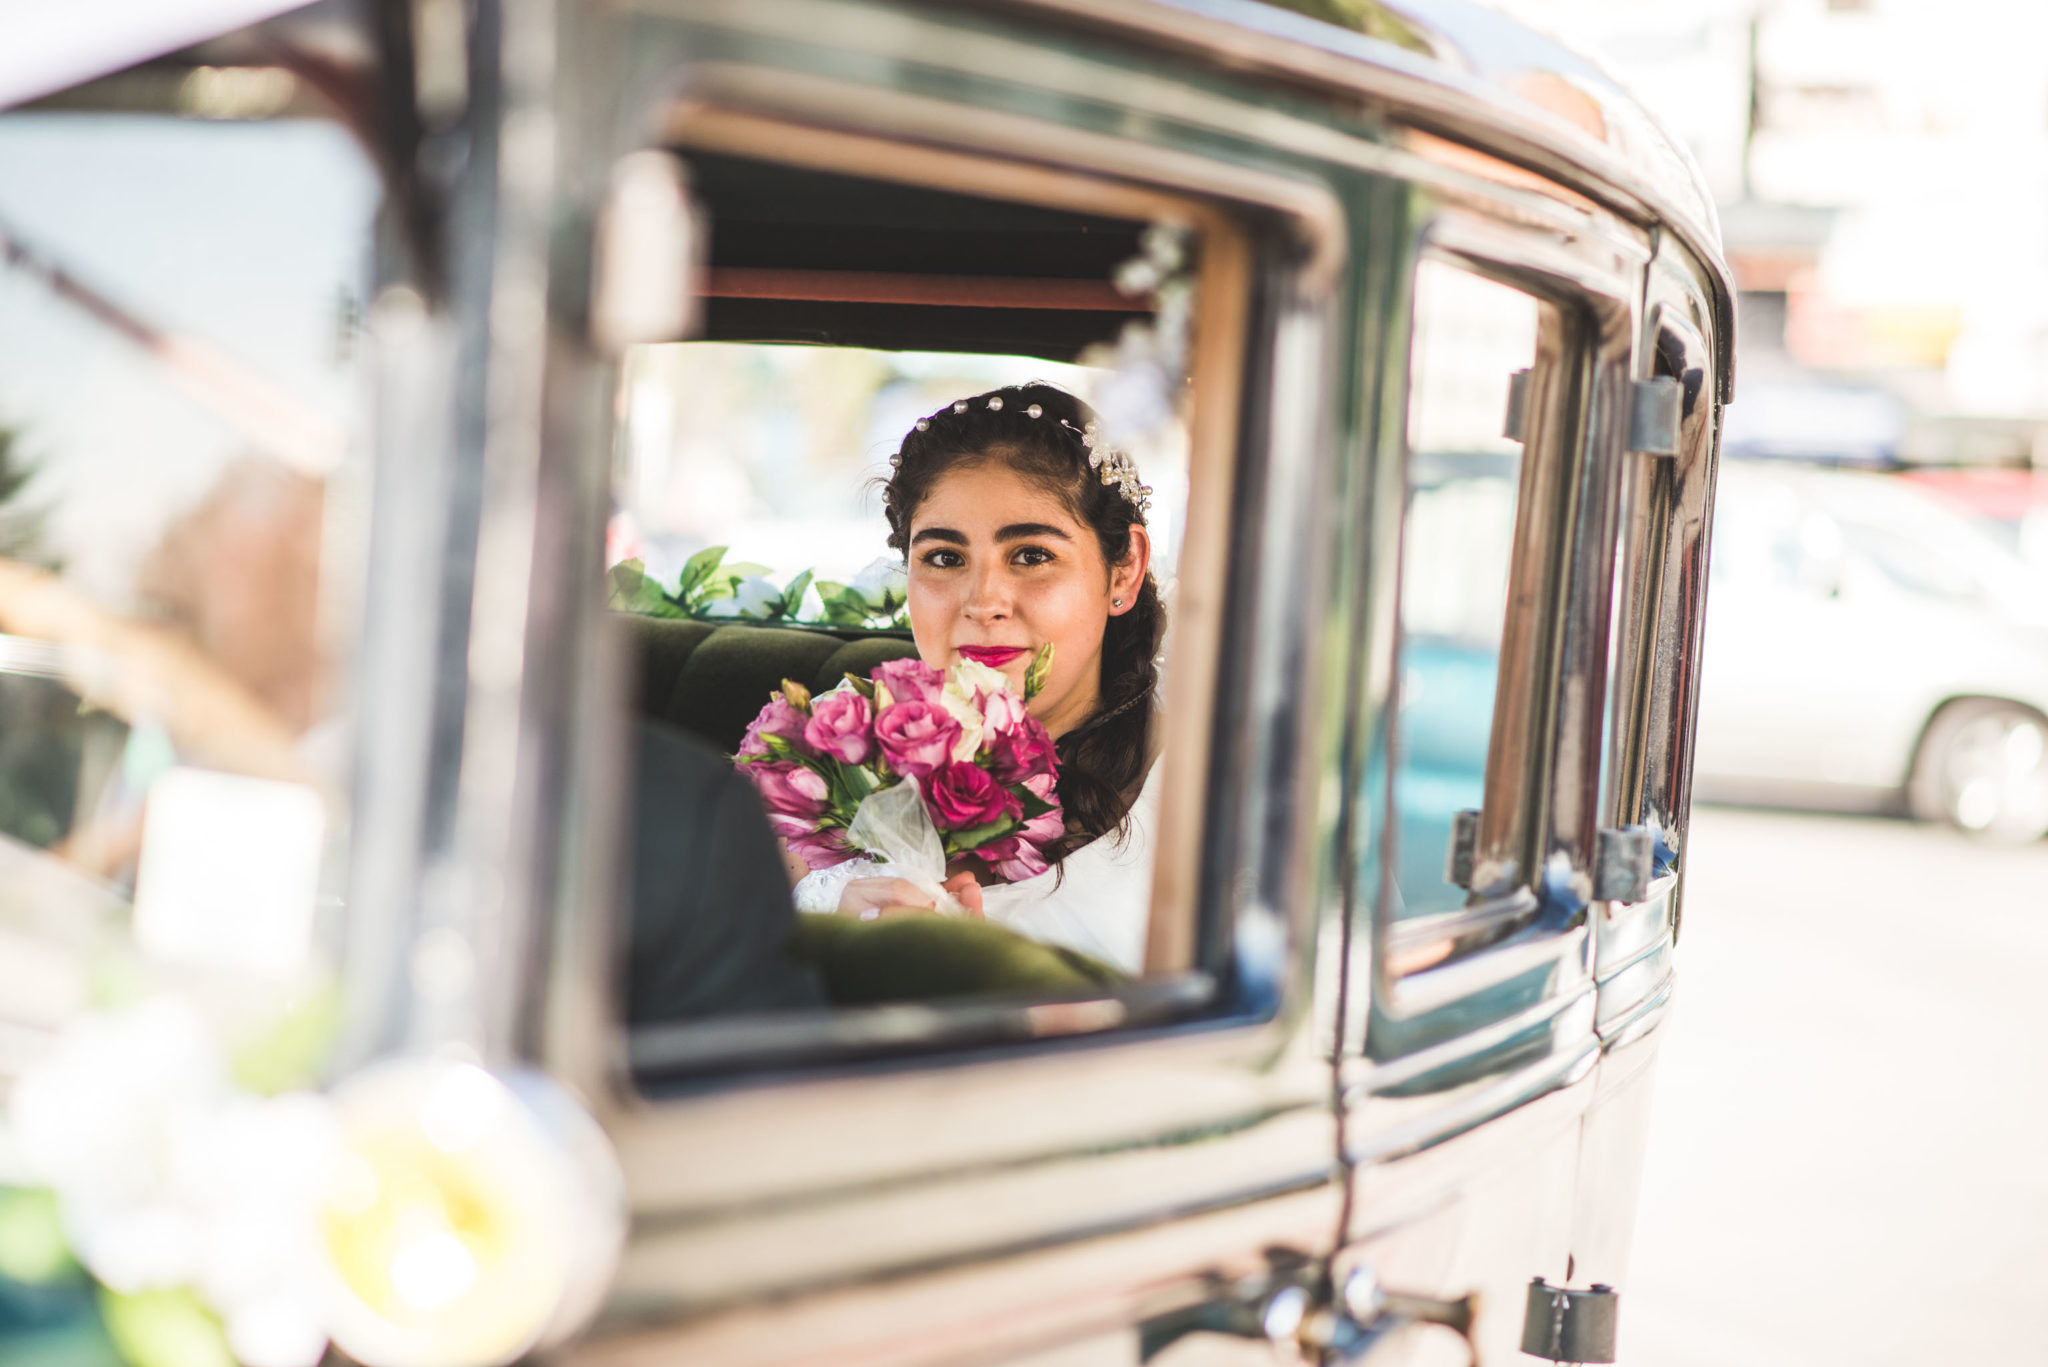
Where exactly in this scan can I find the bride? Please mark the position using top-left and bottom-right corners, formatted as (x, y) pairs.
(793, 382), (1165, 975)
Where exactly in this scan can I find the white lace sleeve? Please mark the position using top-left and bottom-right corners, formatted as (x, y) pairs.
(791, 857), (892, 914)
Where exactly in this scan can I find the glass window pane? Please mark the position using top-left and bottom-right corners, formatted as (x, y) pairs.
(1388, 260), (1539, 921)
(613, 151), (1206, 1069)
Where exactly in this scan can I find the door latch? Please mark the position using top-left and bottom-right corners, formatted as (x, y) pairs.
(1520, 1277), (1618, 1363)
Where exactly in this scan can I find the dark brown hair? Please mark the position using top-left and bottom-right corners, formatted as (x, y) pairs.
(883, 383), (1164, 856)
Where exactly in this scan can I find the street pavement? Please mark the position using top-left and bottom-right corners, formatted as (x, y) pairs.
(1623, 805), (2048, 1366)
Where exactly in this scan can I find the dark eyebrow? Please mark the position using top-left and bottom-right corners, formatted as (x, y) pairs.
(910, 522), (1073, 546)
(996, 522), (1072, 542)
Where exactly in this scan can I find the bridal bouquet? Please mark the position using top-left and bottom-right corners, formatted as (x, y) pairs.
(736, 649), (1064, 903)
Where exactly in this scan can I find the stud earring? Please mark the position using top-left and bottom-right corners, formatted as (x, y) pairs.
(1113, 597), (1124, 609)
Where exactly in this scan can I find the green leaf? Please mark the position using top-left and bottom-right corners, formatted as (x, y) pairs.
(98, 1288), (235, 1367)
(841, 672), (876, 700)
(1018, 788), (1056, 819)
(821, 598), (869, 627)
(782, 569), (814, 616)
(812, 579), (848, 601)
(0, 1187), (75, 1284)
(759, 732), (798, 760)
(607, 558), (648, 598)
(677, 544), (729, 596)
(944, 814), (1019, 853)
(721, 562), (773, 581)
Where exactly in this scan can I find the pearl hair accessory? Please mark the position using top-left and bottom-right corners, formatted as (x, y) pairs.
(891, 394), (1154, 517)
(1060, 417), (1153, 517)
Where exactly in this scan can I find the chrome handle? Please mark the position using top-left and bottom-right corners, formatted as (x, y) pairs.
(1140, 1265), (1475, 1364)
(1252, 1269), (1476, 1365)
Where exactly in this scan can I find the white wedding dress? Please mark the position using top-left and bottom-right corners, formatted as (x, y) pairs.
(979, 761), (1159, 975)
(792, 763), (1160, 976)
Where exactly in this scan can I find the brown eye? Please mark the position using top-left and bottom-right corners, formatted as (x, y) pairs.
(920, 549), (965, 569)
(1014, 546), (1054, 567)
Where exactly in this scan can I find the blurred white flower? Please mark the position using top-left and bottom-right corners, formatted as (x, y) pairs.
(850, 556), (907, 608)
(8, 998), (337, 1367)
(731, 575), (783, 618)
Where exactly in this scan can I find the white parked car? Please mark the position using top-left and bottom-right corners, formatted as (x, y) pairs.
(1696, 461), (2048, 841)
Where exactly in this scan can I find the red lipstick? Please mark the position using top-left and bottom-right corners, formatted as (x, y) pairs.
(958, 645), (1027, 668)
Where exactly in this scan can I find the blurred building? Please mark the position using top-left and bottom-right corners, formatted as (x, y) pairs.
(1485, 0), (2048, 467)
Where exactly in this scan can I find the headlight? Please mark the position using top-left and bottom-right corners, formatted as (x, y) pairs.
(320, 1058), (623, 1367)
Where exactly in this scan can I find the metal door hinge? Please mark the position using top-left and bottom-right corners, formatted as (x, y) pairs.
(1444, 808), (1480, 889)
(1520, 1278), (1618, 1363)
(1592, 826), (1653, 903)
(1629, 376), (1682, 455)
(1504, 369), (1532, 441)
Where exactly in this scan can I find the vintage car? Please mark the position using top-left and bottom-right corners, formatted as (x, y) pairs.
(0, 0), (1732, 1364)
(1696, 460), (2048, 842)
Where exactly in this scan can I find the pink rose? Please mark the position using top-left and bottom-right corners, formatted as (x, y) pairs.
(873, 699), (961, 778)
(1017, 770), (1064, 845)
(985, 712), (1057, 784)
(738, 694), (813, 759)
(786, 827), (855, 872)
(746, 761), (829, 832)
(972, 835), (1051, 883)
(802, 688), (874, 764)
(923, 761), (1020, 832)
(870, 656), (943, 706)
(981, 686), (1028, 733)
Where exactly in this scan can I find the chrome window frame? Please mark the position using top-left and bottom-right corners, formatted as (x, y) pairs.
(1359, 189), (1648, 1042)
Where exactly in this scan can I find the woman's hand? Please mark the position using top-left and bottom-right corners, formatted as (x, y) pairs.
(836, 871), (985, 920)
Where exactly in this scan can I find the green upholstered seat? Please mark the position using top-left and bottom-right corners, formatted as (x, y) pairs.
(788, 913), (1122, 1004)
(624, 615), (920, 756)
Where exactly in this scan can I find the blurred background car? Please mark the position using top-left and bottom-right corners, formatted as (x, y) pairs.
(1695, 459), (2048, 842)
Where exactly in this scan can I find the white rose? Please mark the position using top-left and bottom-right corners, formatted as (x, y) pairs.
(947, 659), (1009, 700)
(937, 687), (985, 764)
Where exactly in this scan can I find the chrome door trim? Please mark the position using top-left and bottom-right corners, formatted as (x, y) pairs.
(570, 1182), (1339, 1366)
(1345, 1001), (1599, 1167)
(1387, 921), (1592, 1019)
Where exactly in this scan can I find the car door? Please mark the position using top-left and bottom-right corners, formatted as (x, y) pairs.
(401, 6), (1372, 1360)
(1332, 172), (1650, 1363)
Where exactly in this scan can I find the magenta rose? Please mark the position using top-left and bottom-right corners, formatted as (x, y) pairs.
(746, 761), (829, 833)
(985, 712), (1057, 784)
(923, 761), (1021, 832)
(870, 656), (944, 706)
(973, 834), (1051, 882)
(873, 699), (961, 778)
(802, 688), (874, 764)
(738, 694), (814, 759)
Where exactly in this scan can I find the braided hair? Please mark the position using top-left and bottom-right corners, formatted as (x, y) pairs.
(882, 383), (1165, 858)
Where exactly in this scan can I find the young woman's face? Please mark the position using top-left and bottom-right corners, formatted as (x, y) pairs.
(905, 461), (1147, 740)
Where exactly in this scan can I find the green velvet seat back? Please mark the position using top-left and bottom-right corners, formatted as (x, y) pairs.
(625, 615), (920, 756)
